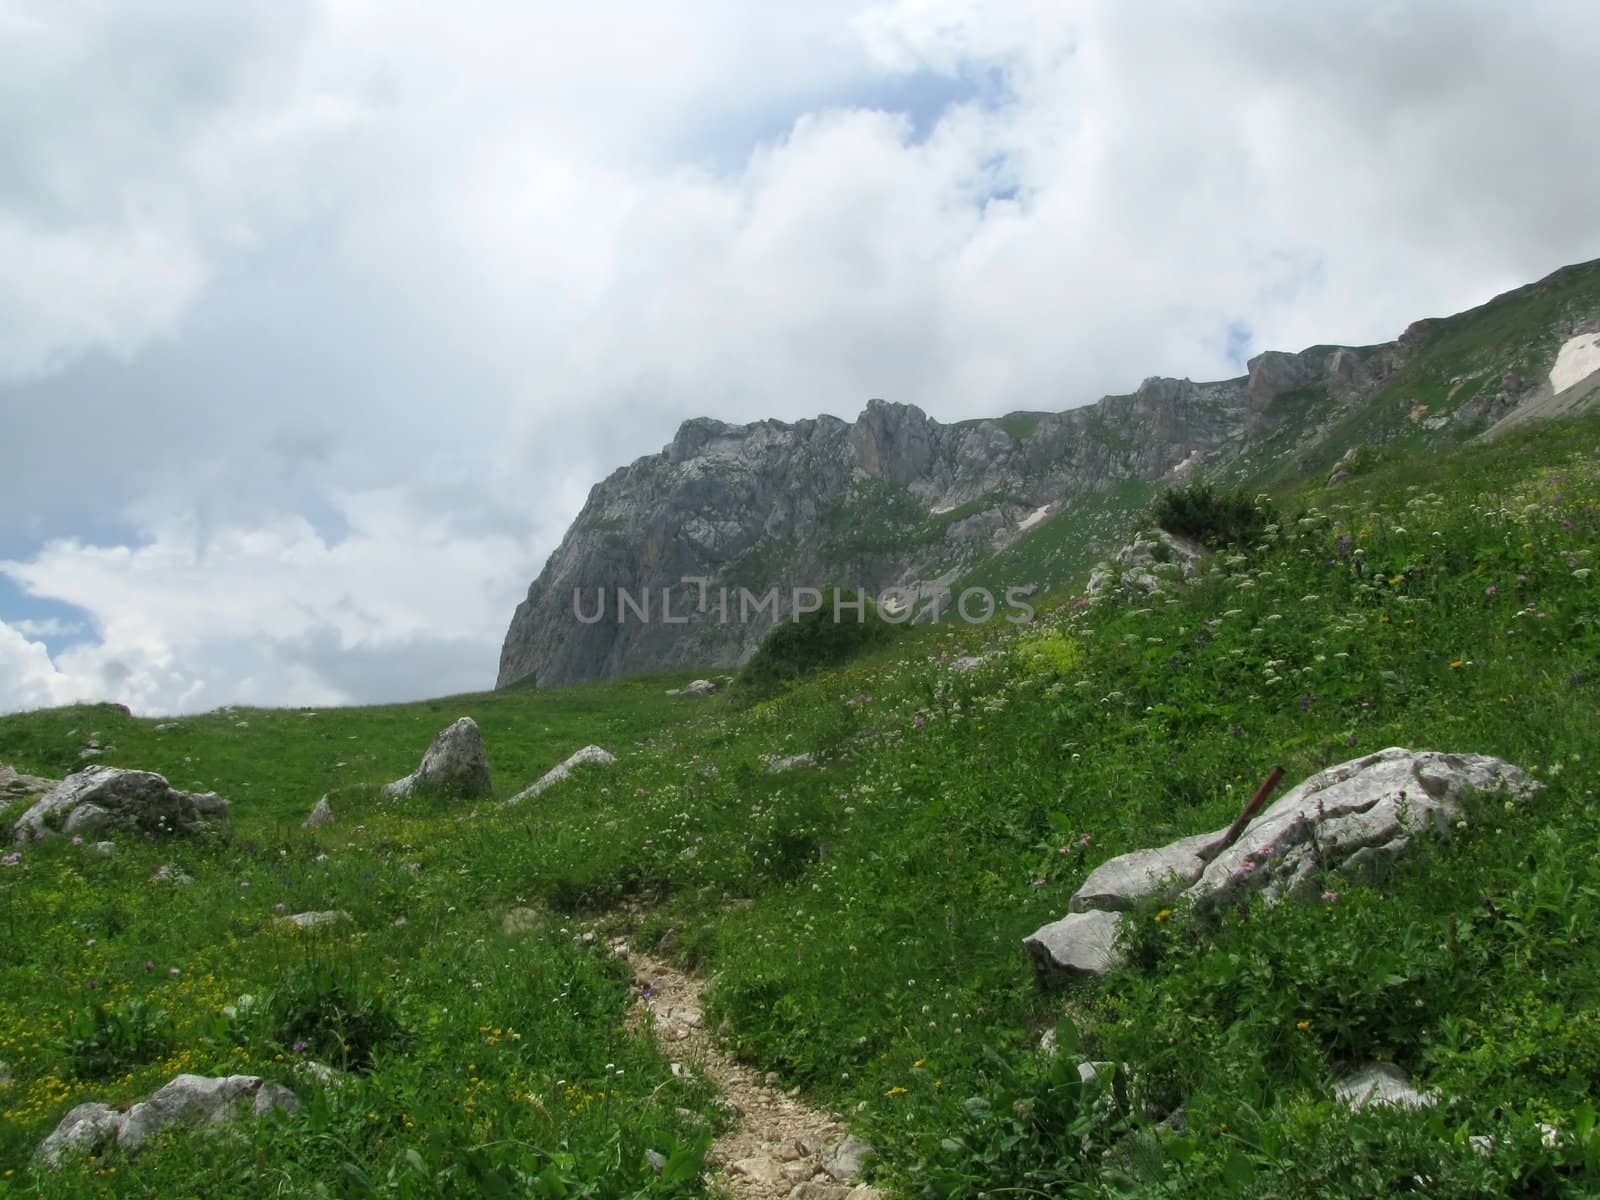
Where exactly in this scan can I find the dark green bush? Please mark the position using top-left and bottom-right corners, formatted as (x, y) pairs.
(1151, 482), (1277, 548)
(733, 589), (898, 698)
(264, 964), (405, 1072)
(59, 996), (172, 1078)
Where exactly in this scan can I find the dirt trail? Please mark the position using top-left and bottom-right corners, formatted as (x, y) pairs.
(610, 936), (881, 1200)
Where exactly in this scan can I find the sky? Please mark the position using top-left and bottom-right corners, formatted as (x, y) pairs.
(2, 0), (1599, 716)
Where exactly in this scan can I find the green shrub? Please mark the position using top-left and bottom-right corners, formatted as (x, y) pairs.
(263, 964), (405, 1072)
(1151, 482), (1277, 548)
(59, 996), (173, 1079)
(734, 589), (898, 698)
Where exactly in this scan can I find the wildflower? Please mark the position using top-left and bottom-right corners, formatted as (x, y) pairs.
(239, 880), (251, 889)
(291, 1041), (308, 1053)
(1296, 1020), (1311, 1032)
(0, 852), (19, 867)
(1078, 833), (1092, 848)
(169, 967), (180, 976)
(1484, 585), (1497, 597)
(71, 835), (83, 846)
(1154, 909), (1172, 923)
(1321, 890), (1339, 903)
(85, 938), (95, 947)
(1450, 660), (1465, 669)
(274, 902), (286, 913)
(1030, 877), (1047, 888)
(143, 960), (154, 971)
(885, 1086), (908, 1097)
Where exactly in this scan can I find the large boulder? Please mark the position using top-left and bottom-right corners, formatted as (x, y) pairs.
(507, 745), (616, 804)
(37, 1074), (298, 1165)
(1, 764), (57, 807)
(383, 717), (492, 799)
(13, 767), (227, 845)
(1026, 748), (1536, 980)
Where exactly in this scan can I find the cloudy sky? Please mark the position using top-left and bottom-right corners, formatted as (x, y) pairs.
(2, 0), (1598, 716)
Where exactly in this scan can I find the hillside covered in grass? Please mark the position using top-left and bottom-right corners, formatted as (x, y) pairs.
(5, 413), (1600, 1196)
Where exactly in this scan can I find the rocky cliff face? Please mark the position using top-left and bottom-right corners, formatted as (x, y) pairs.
(496, 368), (1328, 689)
(498, 259), (1600, 689)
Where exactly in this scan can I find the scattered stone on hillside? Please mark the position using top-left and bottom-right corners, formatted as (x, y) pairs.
(294, 1060), (345, 1090)
(1023, 909), (1126, 980)
(303, 796), (334, 829)
(1026, 748), (1536, 980)
(13, 766), (227, 845)
(0, 764), (57, 805)
(36, 1102), (126, 1167)
(382, 717), (492, 800)
(154, 722), (181, 732)
(1332, 1063), (1437, 1113)
(951, 655), (987, 672)
(765, 752), (817, 774)
(86, 841), (117, 858)
(507, 745), (616, 804)
(78, 748), (102, 760)
(501, 907), (542, 935)
(1068, 832), (1214, 913)
(790, 1185), (852, 1200)
(151, 863), (194, 886)
(1086, 529), (1204, 601)
(278, 910), (351, 930)
(729, 1155), (783, 1186)
(667, 678), (717, 697)
(116, 1074), (298, 1152)
(37, 1074), (297, 1166)
(1189, 748), (1536, 909)
(821, 1134), (876, 1183)
(0, 1060), (12, 1086)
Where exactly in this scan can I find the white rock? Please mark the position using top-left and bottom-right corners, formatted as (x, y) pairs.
(278, 910), (351, 930)
(117, 1073), (296, 1151)
(13, 766), (227, 844)
(36, 1102), (126, 1167)
(1332, 1063), (1436, 1113)
(303, 796), (334, 829)
(1069, 832), (1214, 913)
(507, 745), (616, 804)
(383, 717), (492, 800)
(1023, 909), (1126, 979)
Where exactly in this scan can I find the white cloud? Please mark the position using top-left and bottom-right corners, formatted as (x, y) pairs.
(2, 1), (1599, 713)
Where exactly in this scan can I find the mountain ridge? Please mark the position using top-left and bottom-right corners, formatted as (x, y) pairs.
(498, 259), (1600, 689)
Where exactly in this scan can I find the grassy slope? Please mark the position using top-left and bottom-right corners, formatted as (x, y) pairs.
(5, 413), (1600, 1194)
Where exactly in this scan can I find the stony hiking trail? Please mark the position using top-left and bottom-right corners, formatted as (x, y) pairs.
(611, 936), (880, 1200)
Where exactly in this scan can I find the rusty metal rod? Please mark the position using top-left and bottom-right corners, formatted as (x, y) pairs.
(1200, 764), (1285, 862)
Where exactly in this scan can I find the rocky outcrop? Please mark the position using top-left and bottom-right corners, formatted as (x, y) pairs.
(1026, 748), (1536, 980)
(1085, 529), (1204, 600)
(13, 767), (227, 844)
(0, 764), (56, 806)
(383, 718), (492, 800)
(38, 1074), (298, 1166)
(507, 745), (616, 804)
(497, 384), (1263, 688)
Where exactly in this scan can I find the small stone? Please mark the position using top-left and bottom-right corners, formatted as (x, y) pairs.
(790, 1185), (851, 1200)
(278, 910), (352, 930)
(729, 1155), (782, 1186)
(303, 796), (334, 829)
(508, 745), (617, 804)
(86, 841), (118, 858)
(821, 1134), (875, 1183)
(1333, 1062), (1436, 1112)
(501, 907), (542, 935)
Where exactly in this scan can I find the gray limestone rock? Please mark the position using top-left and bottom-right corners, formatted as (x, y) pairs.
(383, 718), (492, 800)
(13, 766), (227, 844)
(507, 745), (616, 804)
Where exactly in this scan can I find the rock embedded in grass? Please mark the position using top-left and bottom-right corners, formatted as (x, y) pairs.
(36, 1074), (298, 1166)
(0, 764), (57, 805)
(1026, 747), (1537, 980)
(382, 716), (492, 800)
(1332, 1062), (1437, 1113)
(507, 744), (616, 803)
(303, 795), (335, 828)
(12, 765), (227, 844)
